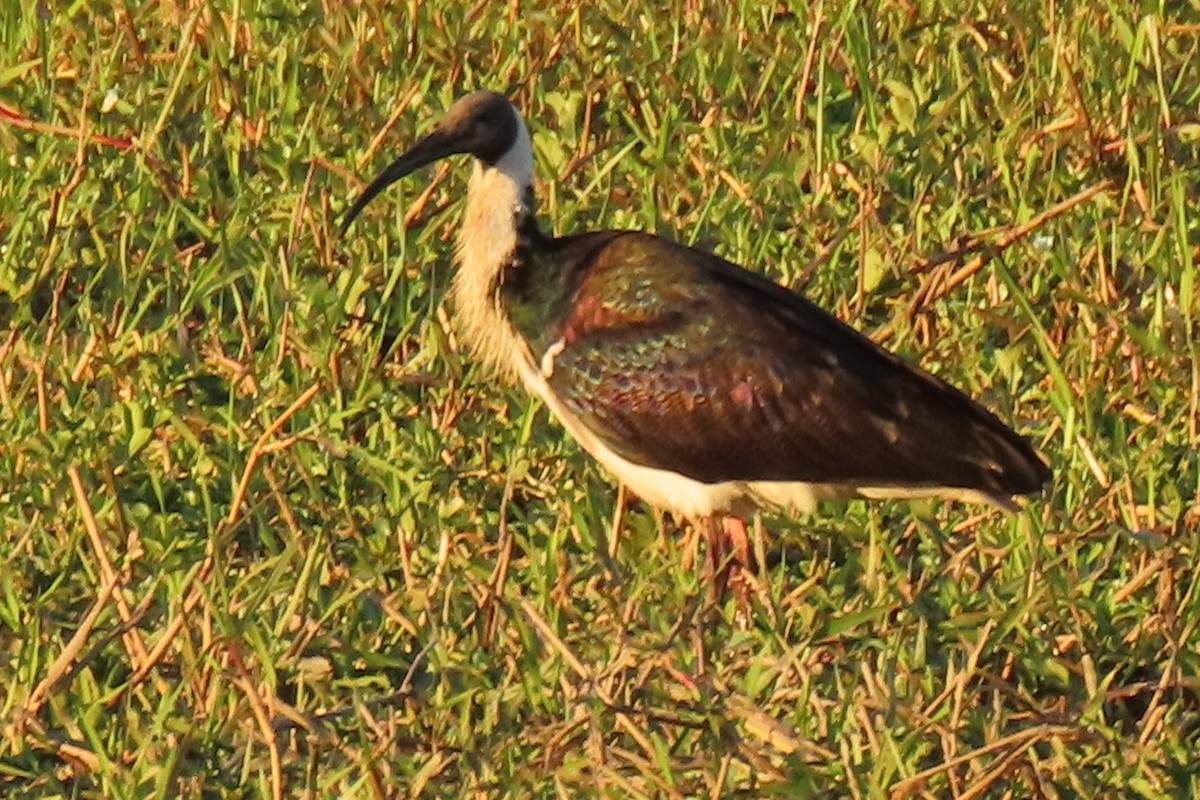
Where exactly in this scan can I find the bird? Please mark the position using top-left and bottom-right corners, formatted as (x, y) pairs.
(340, 90), (1051, 601)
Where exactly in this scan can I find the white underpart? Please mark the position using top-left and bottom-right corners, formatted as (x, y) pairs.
(451, 104), (1008, 519)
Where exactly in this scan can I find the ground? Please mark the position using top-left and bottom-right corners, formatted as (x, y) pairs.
(1, 1), (1199, 797)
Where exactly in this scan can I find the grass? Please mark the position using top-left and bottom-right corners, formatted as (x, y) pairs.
(2, 1), (1199, 797)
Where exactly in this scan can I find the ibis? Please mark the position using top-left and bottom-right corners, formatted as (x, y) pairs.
(341, 90), (1050, 598)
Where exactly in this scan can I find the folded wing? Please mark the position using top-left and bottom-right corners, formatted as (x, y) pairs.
(542, 232), (1049, 498)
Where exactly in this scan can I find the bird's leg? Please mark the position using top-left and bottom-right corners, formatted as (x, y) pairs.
(722, 517), (755, 575)
(702, 516), (731, 601)
(702, 516), (758, 613)
(723, 516), (758, 616)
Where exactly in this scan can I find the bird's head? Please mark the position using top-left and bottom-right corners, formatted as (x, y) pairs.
(339, 90), (522, 235)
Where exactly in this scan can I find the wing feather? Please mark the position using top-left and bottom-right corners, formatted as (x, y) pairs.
(542, 232), (1048, 497)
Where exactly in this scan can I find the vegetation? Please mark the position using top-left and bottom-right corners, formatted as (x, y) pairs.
(2, 1), (1198, 796)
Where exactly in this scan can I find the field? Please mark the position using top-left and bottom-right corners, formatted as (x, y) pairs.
(2, 1), (1199, 797)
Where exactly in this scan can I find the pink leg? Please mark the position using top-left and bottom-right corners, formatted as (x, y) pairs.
(702, 516), (757, 613)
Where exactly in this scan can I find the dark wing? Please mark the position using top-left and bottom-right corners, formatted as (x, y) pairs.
(543, 232), (1049, 496)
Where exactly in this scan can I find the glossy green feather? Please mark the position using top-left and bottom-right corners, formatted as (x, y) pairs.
(502, 230), (1049, 495)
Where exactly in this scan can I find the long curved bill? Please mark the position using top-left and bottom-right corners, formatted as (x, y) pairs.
(339, 128), (464, 236)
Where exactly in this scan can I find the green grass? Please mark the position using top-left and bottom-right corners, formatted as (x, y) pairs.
(2, 1), (1199, 797)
